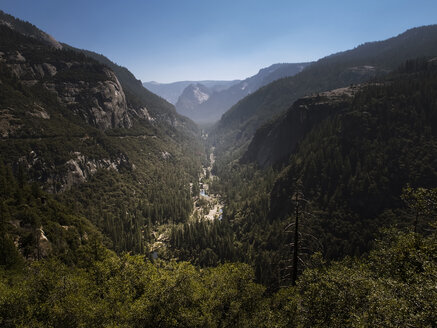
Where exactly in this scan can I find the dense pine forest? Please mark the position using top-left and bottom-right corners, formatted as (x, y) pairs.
(0, 9), (437, 327)
(1, 167), (436, 326)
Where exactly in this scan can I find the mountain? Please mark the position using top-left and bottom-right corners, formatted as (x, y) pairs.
(0, 10), (197, 133)
(0, 15), (203, 256)
(175, 83), (213, 117)
(176, 62), (310, 124)
(210, 25), (437, 157)
(143, 80), (240, 104)
(199, 58), (437, 290)
(0, 9), (62, 49)
(1, 11), (436, 327)
(241, 85), (361, 168)
(63, 47), (198, 134)
(268, 59), (437, 258)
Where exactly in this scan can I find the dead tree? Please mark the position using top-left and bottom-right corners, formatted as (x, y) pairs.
(280, 180), (321, 287)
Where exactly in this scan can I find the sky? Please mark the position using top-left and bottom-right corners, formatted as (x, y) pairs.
(1, 0), (437, 83)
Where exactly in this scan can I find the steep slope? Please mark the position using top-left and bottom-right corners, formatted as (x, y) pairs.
(211, 25), (437, 156)
(269, 59), (437, 258)
(0, 160), (103, 265)
(242, 86), (362, 167)
(185, 59), (437, 288)
(143, 80), (239, 104)
(175, 83), (213, 118)
(0, 9), (62, 49)
(0, 20), (203, 254)
(177, 62), (310, 123)
(0, 9), (196, 134)
(64, 46), (198, 135)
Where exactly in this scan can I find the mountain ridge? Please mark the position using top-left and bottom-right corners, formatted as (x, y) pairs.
(176, 62), (310, 123)
(1, 10), (436, 326)
(0, 13), (203, 255)
(241, 85), (362, 167)
(143, 80), (240, 104)
(0, 9), (62, 49)
(210, 24), (437, 158)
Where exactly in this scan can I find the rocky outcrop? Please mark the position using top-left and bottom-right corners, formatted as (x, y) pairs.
(175, 83), (213, 118)
(49, 151), (130, 192)
(5, 51), (58, 80)
(130, 106), (155, 122)
(36, 226), (52, 258)
(242, 86), (362, 168)
(0, 108), (22, 137)
(175, 63), (310, 124)
(3, 49), (132, 130)
(48, 68), (133, 129)
(87, 69), (132, 129)
(0, 104), (50, 137)
(19, 150), (131, 193)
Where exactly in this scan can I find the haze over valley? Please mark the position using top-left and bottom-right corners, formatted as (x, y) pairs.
(1, 2), (437, 326)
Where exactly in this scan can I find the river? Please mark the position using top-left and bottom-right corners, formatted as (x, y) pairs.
(192, 147), (223, 221)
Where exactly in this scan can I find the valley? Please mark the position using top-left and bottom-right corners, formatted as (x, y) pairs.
(193, 147), (223, 222)
(149, 146), (223, 258)
(0, 7), (436, 328)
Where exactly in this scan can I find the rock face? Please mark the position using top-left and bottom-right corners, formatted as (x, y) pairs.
(143, 80), (239, 105)
(175, 83), (213, 117)
(242, 86), (362, 168)
(175, 63), (310, 123)
(18, 150), (131, 193)
(0, 24), (137, 192)
(3, 50), (132, 130)
(73, 47), (198, 134)
(48, 68), (132, 130)
(89, 69), (132, 129)
(48, 152), (130, 192)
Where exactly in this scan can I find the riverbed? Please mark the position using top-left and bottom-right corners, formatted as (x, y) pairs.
(192, 147), (223, 221)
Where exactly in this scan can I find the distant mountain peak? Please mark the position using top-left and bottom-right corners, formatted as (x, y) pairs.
(210, 24), (437, 161)
(190, 84), (211, 104)
(175, 62), (311, 123)
(175, 83), (213, 113)
(143, 80), (240, 104)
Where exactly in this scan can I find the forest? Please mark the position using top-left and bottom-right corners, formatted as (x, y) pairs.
(1, 164), (435, 326)
(2, 60), (437, 326)
(158, 60), (436, 290)
(0, 10), (436, 327)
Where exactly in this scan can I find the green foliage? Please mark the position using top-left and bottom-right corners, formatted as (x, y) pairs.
(169, 219), (241, 266)
(0, 254), (268, 327)
(401, 185), (437, 232)
(1, 226), (435, 327)
(169, 163), (288, 288)
(1, 11), (435, 327)
(0, 23), (204, 255)
(0, 236), (23, 269)
(58, 131), (201, 254)
(297, 228), (437, 327)
(0, 159), (102, 267)
(210, 25), (437, 161)
(184, 60), (437, 291)
(270, 60), (437, 259)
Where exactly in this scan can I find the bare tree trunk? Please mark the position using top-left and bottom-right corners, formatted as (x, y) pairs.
(292, 192), (299, 286)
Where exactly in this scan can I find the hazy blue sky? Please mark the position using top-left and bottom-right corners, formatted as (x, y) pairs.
(1, 0), (437, 82)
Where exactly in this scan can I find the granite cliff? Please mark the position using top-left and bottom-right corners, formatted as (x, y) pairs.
(242, 86), (361, 168)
